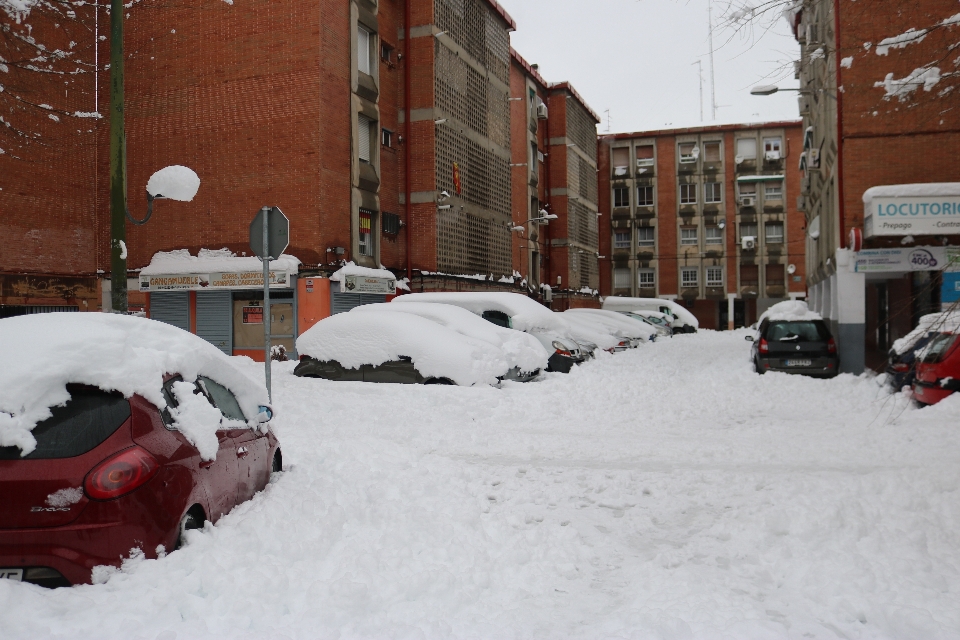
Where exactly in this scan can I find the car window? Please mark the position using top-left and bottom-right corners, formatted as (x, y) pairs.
(160, 376), (184, 429)
(0, 386), (130, 460)
(197, 376), (247, 423)
(767, 321), (826, 342)
(921, 333), (957, 363)
(481, 310), (512, 328)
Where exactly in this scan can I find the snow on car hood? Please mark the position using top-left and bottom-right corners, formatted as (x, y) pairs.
(891, 310), (960, 355)
(296, 310), (520, 386)
(352, 302), (548, 374)
(559, 314), (623, 350)
(601, 297), (700, 328)
(393, 292), (565, 333)
(760, 300), (822, 322)
(565, 309), (657, 340)
(0, 313), (269, 456)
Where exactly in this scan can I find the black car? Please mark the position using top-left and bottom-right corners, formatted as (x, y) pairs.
(885, 332), (936, 391)
(746, 318), (839, 377)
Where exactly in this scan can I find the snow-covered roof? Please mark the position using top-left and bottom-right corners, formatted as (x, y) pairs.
(759, 300), (821, 323)
(0, 313), (269, 457)
(393, 292), (565, 333)
(329, 262), (397, 283)
(863, 183), (960, 202)
(139, 248), (300, 275)
(892, 310), (960, 355)
(295, 310), (525, 386)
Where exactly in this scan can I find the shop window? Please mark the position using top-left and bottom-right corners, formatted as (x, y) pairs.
(680, 183), (697, 204)
(638, 268), (655, 288)
(740, 264), (759, 286)
(766, 263), (785, 285)
(614, 187), (630, 208)
(736, 138), (757, 160)
(763, 137), (782, 161)
(681, 227), (698, 245)
(765, 222), (784, 244)
(704, 182), (722, 203)
(359, 210), (374, 256)
(637, 185), (654, 206)
(706, 266), (723, 287)
(357, 25), (372, 75)
(614, 231), (631, 249)
(637, 226), (655, 247)
(764, 181), (783, 199)
(636, 144), (655, 167)
(703, 141), (721, 162)
(679, 142), (698, 163)
(740, 222), (758, 239)
(382, 212), (400, 235)
(612, 148), (630, 175)
(681, 267), (699, 288)
(705, 226), (723, 245)
(381, 128), (393, 148)
(614, 267), (631, 289)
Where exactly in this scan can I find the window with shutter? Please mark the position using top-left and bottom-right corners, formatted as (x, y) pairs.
(636, 145), (654, 166)
(736, 138), (757, 159)
(613, 268), (631, 289)
(358, 115), (371, 163)
(612, 148), (629, 170)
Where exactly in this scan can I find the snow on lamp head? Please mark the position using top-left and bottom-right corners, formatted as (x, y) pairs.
(129, 165), (200, 225)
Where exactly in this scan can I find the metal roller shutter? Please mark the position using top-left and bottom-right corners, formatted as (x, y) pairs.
(358, 114), (371, 162)
(196, 291), (233, 354)
(331, 292), (387, 315)
(149, 292), (190, 332)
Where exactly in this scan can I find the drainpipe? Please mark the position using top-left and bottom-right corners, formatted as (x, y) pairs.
(834, 0), (845, 249)
(404, 0), (413, 280)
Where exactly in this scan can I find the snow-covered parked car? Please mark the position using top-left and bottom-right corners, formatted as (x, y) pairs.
(745, 301), (838, 378)
(0, 313), (280, 588)
(392, 292), (585, 373)
(565, 308), (658, 346)
(601, 297), (699, 333)
(886, 311), (960, 391)
(622, 310), (674, 337)
(295, 302), (548, 385)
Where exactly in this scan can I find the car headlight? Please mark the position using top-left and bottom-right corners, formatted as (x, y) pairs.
(551, 340), (565, 350)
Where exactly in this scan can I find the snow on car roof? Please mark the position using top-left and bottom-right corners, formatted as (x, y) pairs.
(560, 314), (623, 350)
(891, 310), (960, 355)
(139, 248), (300, 275)
(600, 297), (700, 328)
(0, 313), (269, 456)
(565, 308), (656, 339)
(759, 300), (822, 323)
(393, 292), (565, 333)
(296, 310), (519, 386)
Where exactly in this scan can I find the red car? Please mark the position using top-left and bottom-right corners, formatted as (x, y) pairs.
(0, 375), (280, 587)
(912, 332), (960, 405)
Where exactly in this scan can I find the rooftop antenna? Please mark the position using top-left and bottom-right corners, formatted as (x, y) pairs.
(692, 60), (704, 122)
(604, 109), (611, 133)
(707, 0), (717, 120)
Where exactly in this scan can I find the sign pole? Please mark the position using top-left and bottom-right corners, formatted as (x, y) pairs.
(261, 206), (272, 402)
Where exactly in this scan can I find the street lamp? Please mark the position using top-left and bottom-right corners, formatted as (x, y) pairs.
(749, 85), (801, 96)
(127, 165), (201, 225)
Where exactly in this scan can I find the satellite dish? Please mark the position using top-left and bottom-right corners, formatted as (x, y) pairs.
(787, 264), (797, 274)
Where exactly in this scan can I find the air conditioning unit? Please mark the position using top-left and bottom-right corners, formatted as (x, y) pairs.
(793, 60), (801, 79)
(808, 148), (821, 169)
(536, 102), (548, 120)
(739, 195), (756, 207)
(801, 175), (811, 192)
(537, 151), (545, 162)
(742, 236), (757, 251)
(798, 95), (811, 115)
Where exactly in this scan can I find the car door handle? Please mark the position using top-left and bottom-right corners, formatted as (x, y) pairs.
(237, 446), (249, 458)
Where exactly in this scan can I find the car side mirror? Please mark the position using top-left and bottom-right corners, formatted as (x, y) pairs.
(745, 336), (754, 342)
(257, 405), (274, 423)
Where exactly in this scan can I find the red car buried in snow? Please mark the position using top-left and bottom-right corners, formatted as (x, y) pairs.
(0, 314), (281, 587)
(912, 331), (960, 405)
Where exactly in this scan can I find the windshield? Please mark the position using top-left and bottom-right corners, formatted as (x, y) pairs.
(766, 321), (827, 342)
(920, 333), (957, 363)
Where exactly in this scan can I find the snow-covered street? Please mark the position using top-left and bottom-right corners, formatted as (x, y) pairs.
(3, 330), (960, 639)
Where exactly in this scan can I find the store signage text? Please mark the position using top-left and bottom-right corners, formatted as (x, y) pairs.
(855, 247), (960, 273)
(140, 271), (291, 292)
(864, 196), (960, 237)
(340, 275), (395, 294)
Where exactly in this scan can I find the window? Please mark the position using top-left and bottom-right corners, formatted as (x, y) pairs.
(358, 114), (374, 163)
(380, 41), (394, 63)
(636, 144), (655, 166)
(705, 226), (723, 245)
(681, 227), (698, 245)
(738, 182), (757, 200)
(703, 141), (721, 162)
(614, 187), (630, 208)
(637, 185), (654, 206)
(612, 147), (630, 174)
(763, 137), (782, 161)
(679, 183), (697, 204)
(614, 231), (630, 249)
(638, 268), (655, 288)
(704, 182), (722, 203)
(765, 222), (784, 244)
(359, 209), (374, 256)
(614, 267), (631, 289)
(706, 266), (723, 287)
(766, 264), (785, 285)
(740, 264), (759, 286)
(357, 25), (372, 75)
(382, 212), (401, 235)
(764, 181), (783, 199)
(381, 128), (393, 148)
(531, 142), (539, 174)
(736, 137), (757, 160)
(637, 226), (655, 247)
(679, 142), (698, 163)
(681, 267), (699, 288)
(740, 222), (758, 239)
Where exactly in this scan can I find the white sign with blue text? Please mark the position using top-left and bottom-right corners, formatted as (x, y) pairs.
(864, 195), (960, 237)
(855, 247), (960, 273)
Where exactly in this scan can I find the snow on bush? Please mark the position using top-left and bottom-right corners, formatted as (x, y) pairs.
(145, 165), (200, 201)
(296, 310), (522, 386)
(394, 292), (566, 333)
(759, 300), (821, 322)
(0, 313), (268, 456)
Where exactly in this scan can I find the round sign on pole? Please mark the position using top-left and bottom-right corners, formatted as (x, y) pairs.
(848, 227), (863, 252)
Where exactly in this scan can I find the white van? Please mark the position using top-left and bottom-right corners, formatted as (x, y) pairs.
(601, 297), (699, 333)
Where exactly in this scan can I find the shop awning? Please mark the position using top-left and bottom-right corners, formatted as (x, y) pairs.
(736, 175), (785, 182)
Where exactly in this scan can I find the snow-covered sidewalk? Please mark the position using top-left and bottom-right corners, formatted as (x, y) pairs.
(3, 330), (959, 639)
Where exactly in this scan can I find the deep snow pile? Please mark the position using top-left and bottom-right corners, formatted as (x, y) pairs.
(2, 331), (960, 639)
(0, 313), (268, 456)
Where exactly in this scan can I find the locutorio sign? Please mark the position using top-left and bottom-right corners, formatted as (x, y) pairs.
(863, 183), (960, 238)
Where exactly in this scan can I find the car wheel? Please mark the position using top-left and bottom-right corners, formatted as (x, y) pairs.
(424, 378), (455, 385)
(755, 358), (765, 375)
(271, 448), (283, 473)
(174, 508), (204, 551)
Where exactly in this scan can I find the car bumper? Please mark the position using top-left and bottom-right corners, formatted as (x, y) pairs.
(501, 367), (540, 383)
(757, 356), (838, 377)
(913, 380), (957, 405)
(547, 353), (585, 373)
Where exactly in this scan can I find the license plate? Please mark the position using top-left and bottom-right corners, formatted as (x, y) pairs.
(0, 568), (23, 581)
(785, 359), (812, 367)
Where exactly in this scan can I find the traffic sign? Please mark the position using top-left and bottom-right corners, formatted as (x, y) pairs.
(249, 206), (290, 258)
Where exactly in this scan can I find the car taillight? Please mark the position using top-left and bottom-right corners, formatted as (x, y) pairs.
(618, 341), (629, 347)
(892, 363), (909, 372)
(758, 338), (769, 354)
(555, 349), (572, 357)
(84, 447), (160, 501)
(827, 338), (837, 354)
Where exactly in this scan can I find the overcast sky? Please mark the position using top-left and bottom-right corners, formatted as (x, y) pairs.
(504, 0), (802, 133)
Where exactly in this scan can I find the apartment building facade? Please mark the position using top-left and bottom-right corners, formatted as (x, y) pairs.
(788, 0), (960, 372)
(598, 122), (805, 329)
